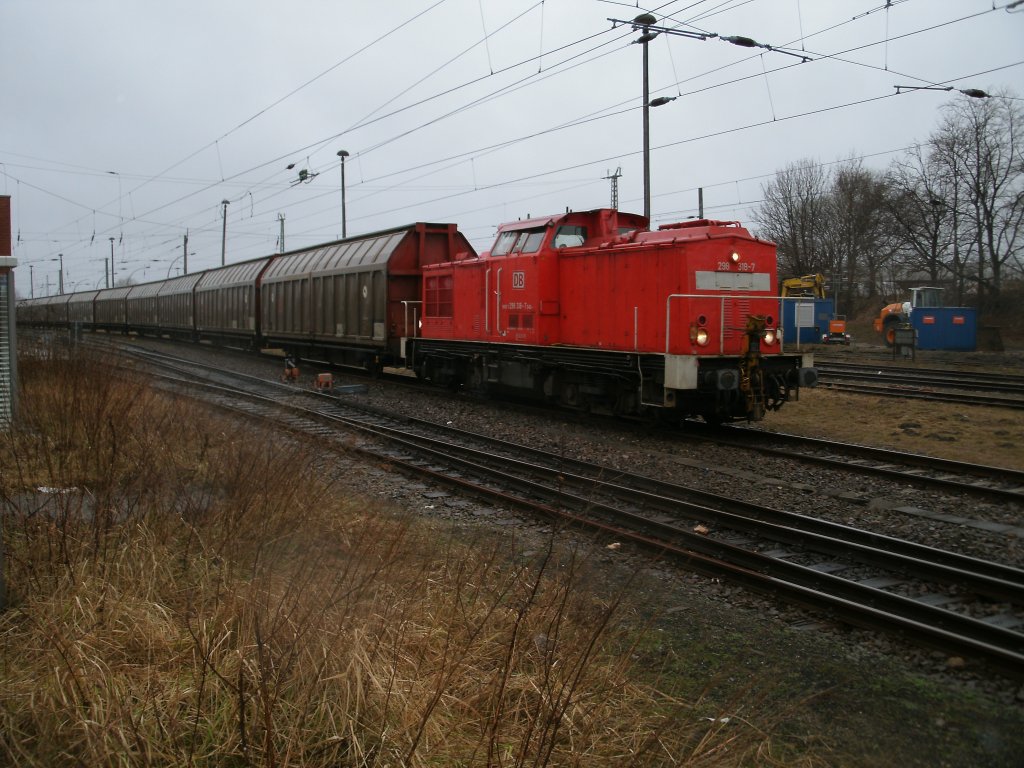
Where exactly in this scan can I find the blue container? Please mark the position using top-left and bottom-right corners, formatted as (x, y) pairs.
(911, 307), (977, 350)
(782, 298), (834, 344)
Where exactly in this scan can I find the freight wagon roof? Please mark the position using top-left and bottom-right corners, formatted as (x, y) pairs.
(67, 290), (100, 303)
(261, 228), (409, 281)
(196, 257), (272, 290)
(36, 294), (73, 306)
(95, 286), (133, 300)
(127, 281), (164, 298)
(159, 272), (204, 295)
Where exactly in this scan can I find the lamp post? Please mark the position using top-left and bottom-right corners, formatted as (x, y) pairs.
(166, 255), (182, 278)
(220, 199), (230, 266)
(614, 16), (795, 221)
(119, 259), (160, 286)
(337, 149), (350, 238)
(109, 237), (115, 289)
(635, 14), (657, 221)
(52, 254), (64, 295)
(895, 84), (990, 98)
(626, 14), (697, 221)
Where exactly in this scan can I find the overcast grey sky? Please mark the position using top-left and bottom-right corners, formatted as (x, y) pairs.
(2, 0), (1022, 295)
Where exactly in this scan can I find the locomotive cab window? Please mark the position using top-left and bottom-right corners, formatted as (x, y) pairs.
(424, 274), (453, 318)
(491, 231), (518, 256)
(512, 228), (545, 254)
(553, 225), (587, 248)
(493, 227), (546, 256)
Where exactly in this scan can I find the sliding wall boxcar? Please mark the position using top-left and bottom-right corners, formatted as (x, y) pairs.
(22, 294), (63, 326)
(42, 293), (72, 326)
(125, 281), (163, 334)
(260, 223), (474, 366)
(93, 286), (132, 332)
(66, 290), (99, 327)
(156, 272), (204, 339)
(194, 257), (272, 346)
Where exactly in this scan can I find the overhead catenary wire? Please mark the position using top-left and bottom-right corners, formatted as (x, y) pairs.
(8, 0), (1019, 278)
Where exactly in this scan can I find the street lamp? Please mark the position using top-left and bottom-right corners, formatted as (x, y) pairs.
(166, 247), (193, 278)
(220, 199), (230, 266)
(118, 259), (160, 285)
(635, 13), (658, 221)
(337, 150), (350, 238)
(51, 254), (64, 295)
(622, 14), (708, 221)
(894, 85), (990, 98)
(614, 15), (803, 221)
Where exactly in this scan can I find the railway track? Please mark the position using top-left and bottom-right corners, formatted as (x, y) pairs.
(122, 344), (1024, 677)
(816, 361), (1024, 409)
(703, 423), (1024, 505)
(61, 333), (1024, 503)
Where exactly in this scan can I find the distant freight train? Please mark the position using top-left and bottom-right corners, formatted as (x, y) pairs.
(17, 209), (817, 423)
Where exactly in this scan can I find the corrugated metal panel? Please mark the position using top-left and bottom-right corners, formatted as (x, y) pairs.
(195, 258), (272, 290)
(67, 290), (99, 322)
(96, 286), (133, 300)
(128, 280), (164, 298)
(158, 272), (204, 296)
(262, 230), (405, 281)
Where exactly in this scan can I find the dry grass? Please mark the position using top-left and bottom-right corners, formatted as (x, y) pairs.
(759, 387), (1024, 471)
(0, 342), (819, 767)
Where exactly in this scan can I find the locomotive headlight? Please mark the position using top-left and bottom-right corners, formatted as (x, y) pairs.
(730, 251), (740, 262)
(763, 328), (776, 345)
(695, 328), (709, 346)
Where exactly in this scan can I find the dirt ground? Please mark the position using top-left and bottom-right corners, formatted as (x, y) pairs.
(760, 386), (1024, 471)
(760, 332), (1024, 471)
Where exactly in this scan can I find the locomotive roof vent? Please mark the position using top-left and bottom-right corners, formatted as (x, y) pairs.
(658, 220), (741, 230)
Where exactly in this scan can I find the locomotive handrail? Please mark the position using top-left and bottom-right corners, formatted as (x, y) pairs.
(664, 293), (810, 354)
(401, 300), (422, 366)
(664, 293), (743, 355)
(401, 300), (421, 340)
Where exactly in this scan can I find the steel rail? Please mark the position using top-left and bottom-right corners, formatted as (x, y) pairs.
(136, 360), (1024, 677)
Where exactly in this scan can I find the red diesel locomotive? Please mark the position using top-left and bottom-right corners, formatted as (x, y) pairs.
(406, 208), (817, 422)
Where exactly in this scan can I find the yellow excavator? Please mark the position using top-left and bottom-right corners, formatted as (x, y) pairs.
(780, 273), (826, 298)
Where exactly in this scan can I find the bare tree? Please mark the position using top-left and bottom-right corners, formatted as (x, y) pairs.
(753, 158), (830, 277)
(817, 159), (894, 314)
(932, 94), (1024, 311)
(886, 144), (971, 303)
